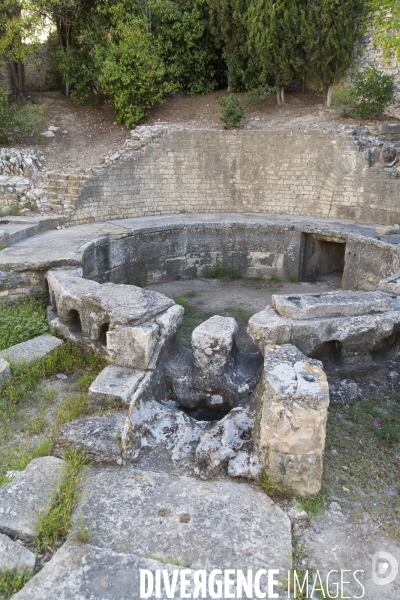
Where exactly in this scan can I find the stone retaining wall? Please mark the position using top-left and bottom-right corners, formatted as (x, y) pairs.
(70, 128), (400, 226)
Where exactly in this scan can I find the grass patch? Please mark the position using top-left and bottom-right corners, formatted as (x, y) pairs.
(54, 394), (90, 428)
(322, 397), (400, 539)
(173, 292), (212, 348)
(0, 342), (106, 417)
(0, 298), (49, 351)
(224, 306), (253, 323)
(0, 571), (33, 599)
(203, 265), (242, 280)
(296, 492), (325, 516)
(37, 449), (87, 550)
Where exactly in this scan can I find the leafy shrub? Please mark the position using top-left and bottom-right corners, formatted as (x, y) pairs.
(216, 94), (245, 127)
(331, 85), (358, 117)
(98, 18), (173, 127)
(352, 64), (396, 118)
(0, 88), (46, 143)
(332, 66), (396, 119)
(245, 84), (277, 107)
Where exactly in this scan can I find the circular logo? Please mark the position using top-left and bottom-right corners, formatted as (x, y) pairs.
(372, 551), (399, 586)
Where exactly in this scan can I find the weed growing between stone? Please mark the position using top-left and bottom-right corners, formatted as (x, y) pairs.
(0, 570), (33, 599)
(36, 449), (88, 550)
(0, 343), (106, 485)
(0, 298), (49, 351)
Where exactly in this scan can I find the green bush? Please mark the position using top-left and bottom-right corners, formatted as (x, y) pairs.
(332, 66), (396, 119)
(331, 84), (358, 117)
(0, 88), (46, 143)
(216, 93), (245, 127)
(352, 64), (396, 118)
(245, 84), (278, 107)
(98, 18), (173, 127)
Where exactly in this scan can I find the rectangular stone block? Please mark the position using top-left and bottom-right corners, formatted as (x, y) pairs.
(271, 290), (394, 320)
(247, 307), (291, 352)
(0, 334), (64, 365)
(107, 323), (159, 369)
(88, 365), (146, 409)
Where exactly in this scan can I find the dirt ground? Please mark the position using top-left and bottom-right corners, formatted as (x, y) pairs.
(10, 88), (389, 175)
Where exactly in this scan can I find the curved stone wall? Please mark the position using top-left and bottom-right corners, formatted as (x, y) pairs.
(70, 128), (400, 226)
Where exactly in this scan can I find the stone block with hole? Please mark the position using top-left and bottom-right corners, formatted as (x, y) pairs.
(256, 344), (329, 497)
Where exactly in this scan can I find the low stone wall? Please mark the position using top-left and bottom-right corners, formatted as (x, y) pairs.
(70, 127), (400, 226)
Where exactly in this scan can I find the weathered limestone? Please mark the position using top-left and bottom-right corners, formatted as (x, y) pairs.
(192, 316), (238, 388)
(271, 290), (394, 320)
(71, 466), (292, 572)
(249, 291), (400, 370)
(256, 345), (329, 496)
(379, 271), (400, 295)
(46, 268), (180, 370)
(0, 334), (63, 365)
(194, 405), (257, 480)
(0, 533), (36, 574)
(12, 541), (197, 600)
(88, 365), (145, 409)
(166, 317), (262, 411)
(0, 457), (66, 540)
(54, 412), (126, 465)
(0, 356), (11, 385)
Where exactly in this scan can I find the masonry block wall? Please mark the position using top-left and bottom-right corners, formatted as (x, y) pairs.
(71, 129), (400, 226)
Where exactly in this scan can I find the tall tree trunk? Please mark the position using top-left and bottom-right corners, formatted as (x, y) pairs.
(276, 89), (282, 105)
(327, 83), (333, 107)
(9, 59), (25, 101)
(280, 86), (285, 104)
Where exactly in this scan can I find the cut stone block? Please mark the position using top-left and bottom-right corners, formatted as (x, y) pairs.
(82, 282), (174, 327)
(192, 316), (238, 387)
(106, 323), (159, 369)
(88, 365), (146, 409)
(0, 456), (66, 540)
(0, 532), (36, 574)
(12, 541), (193, 600)
(247, 306), (291, 351)
(54, 412), (126, 465)
(0, 357), (11, 385)
(155, 304), (184, 339)
(71, 466), (292, 572)
(379, 271), (400, 295)
(258, 345), (329, 496)
(0, 335), (64, 366)
(271, 290), (394, 320)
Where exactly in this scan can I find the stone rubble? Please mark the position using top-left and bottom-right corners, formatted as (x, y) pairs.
(0, 356), (11, 384)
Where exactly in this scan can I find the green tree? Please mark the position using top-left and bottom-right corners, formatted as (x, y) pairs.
(304, 0), (364, 106)
(247, 0), (306, 104)
(368, 0), (400, 63)
(97, 11), (173, 127)
(0, 0), (43, 99)
(206, 0), (249, 90)
(151, 0), (218, 95)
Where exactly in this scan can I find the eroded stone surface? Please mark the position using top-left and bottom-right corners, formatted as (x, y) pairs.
(0, 357), (11, 385)
(379, 271), (400, 295)
(0, 457), (66, 540)
(271, 290), (394, 320)
(71, 466), (292, 572)
(12, 541), (194, 600)
(54, 412), (126, 465)
(0, 532), (36, 574)
(192, 316), (238, 387)
(256, 345), (329, 496)
(0, 335), (64, 365)
(88, 365), (145, 409)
